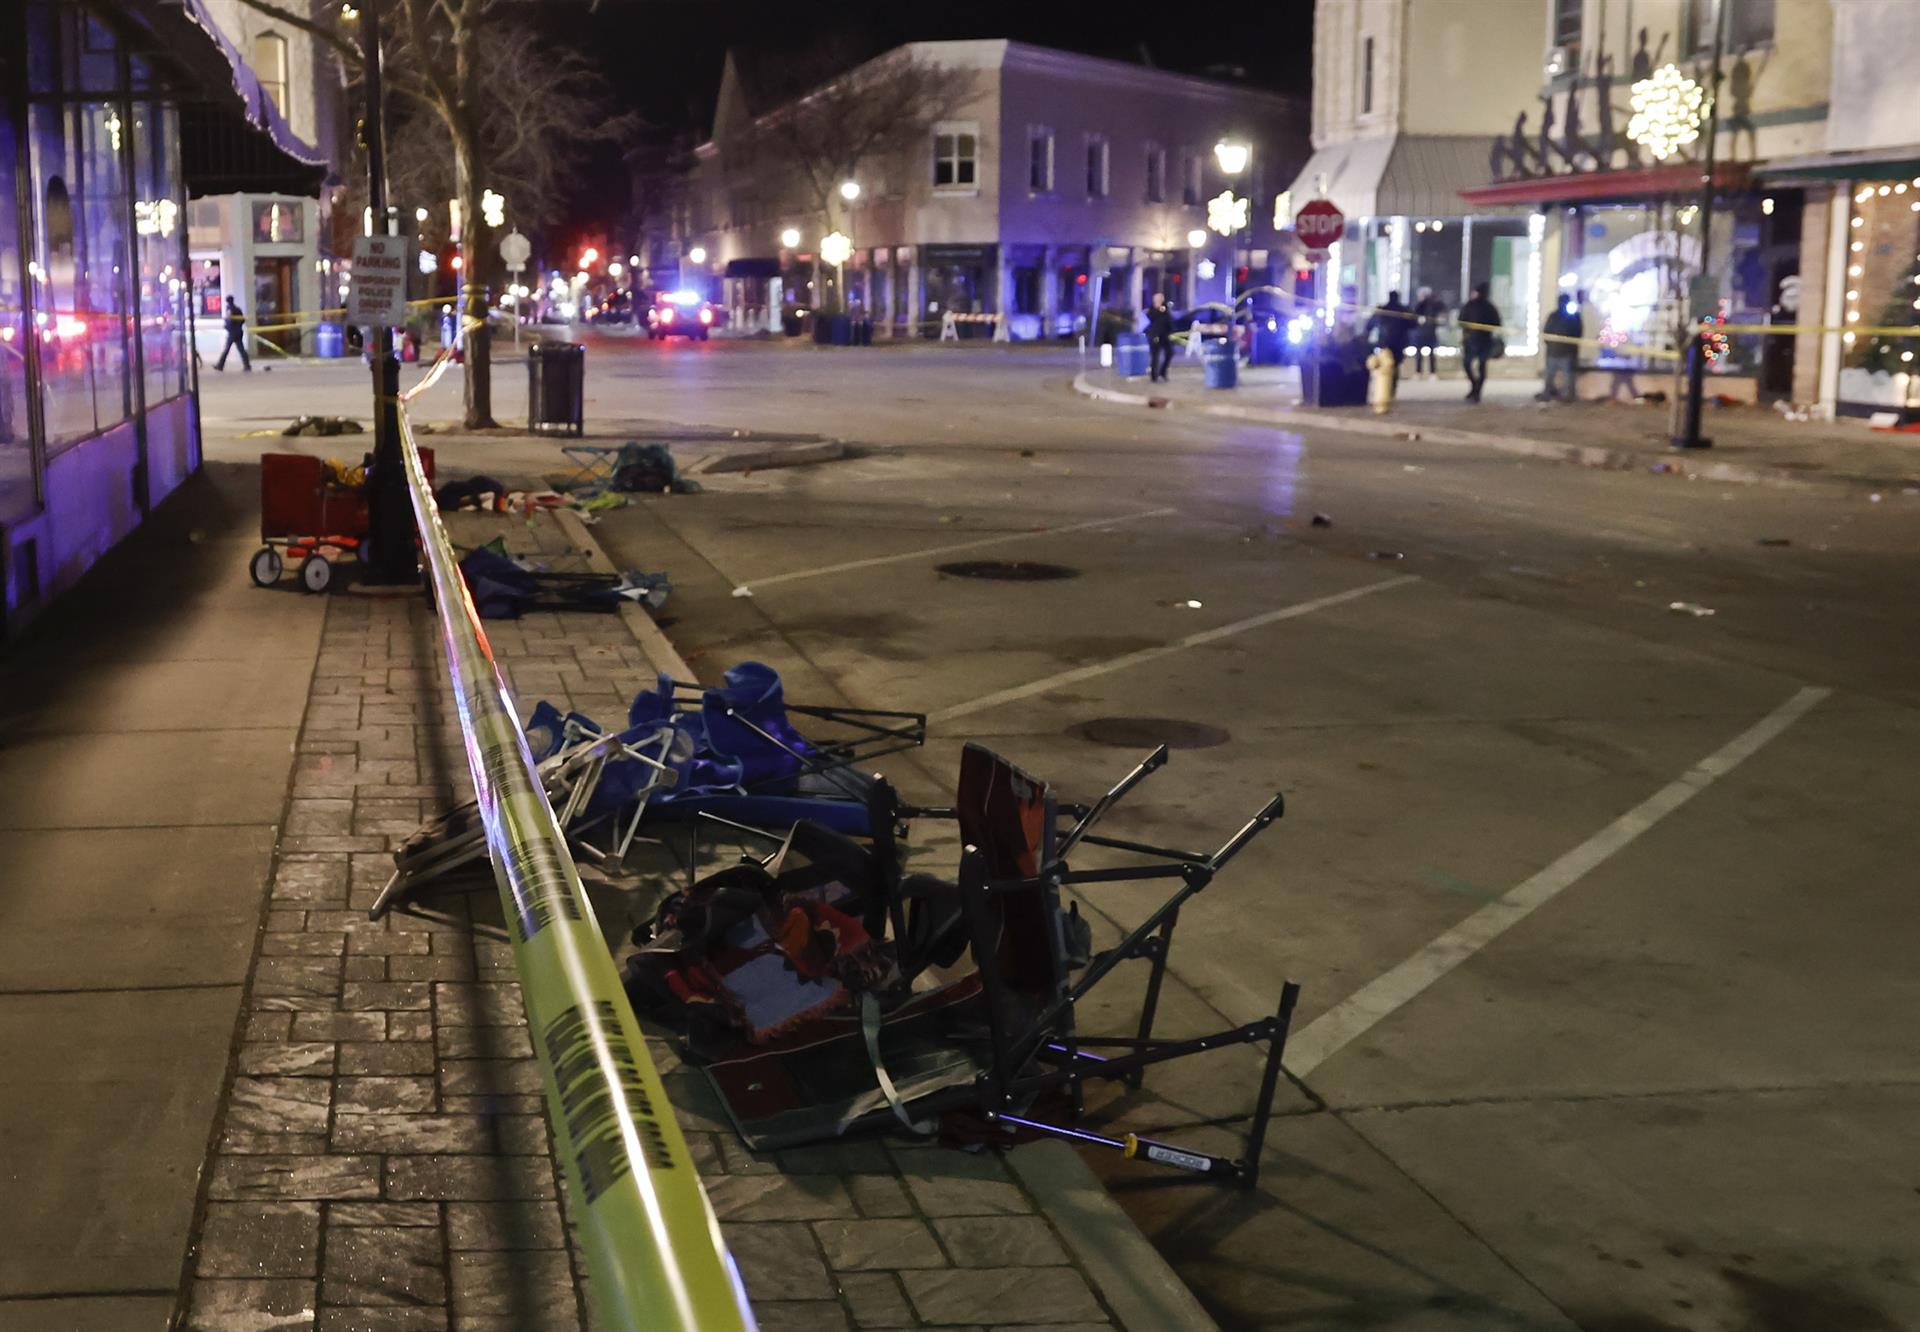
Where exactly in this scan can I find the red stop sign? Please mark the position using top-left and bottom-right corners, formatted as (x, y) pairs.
(1293, 199), (1345, 251)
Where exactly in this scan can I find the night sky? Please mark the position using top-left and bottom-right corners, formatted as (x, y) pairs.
(541, 0), (1318, 232)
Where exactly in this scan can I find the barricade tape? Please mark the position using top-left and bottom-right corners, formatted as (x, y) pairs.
(390, 328), (756, 1332)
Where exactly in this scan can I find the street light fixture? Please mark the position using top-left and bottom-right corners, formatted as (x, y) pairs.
(1212, 139), (1255, 320)
(689, 246), (707, 264)
(1213, 140), (1250, 175)
(414, 206), (428, 222)
(1187, 228), (1207, 248)
(839, 180), (861, 201)
(781, 227), (802, 248)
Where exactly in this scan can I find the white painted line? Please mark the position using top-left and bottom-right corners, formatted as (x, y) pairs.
(930, 574), (1421, 725)
(1285, 684), (1832, 1079)
(734, 507), (1177, 595)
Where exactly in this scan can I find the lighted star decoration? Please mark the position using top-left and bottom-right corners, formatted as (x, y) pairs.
(1627, 63), (1706, 161)
(1196, 258), (1218, 280)
(819, 231), (852, 267)
(1207, 189), (1250, 237)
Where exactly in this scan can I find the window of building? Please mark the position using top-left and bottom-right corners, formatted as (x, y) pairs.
(252, 32), (288, 117)
(1028, 126), (1054, 192)
(1687, 0), (1775, 51)
(1085, 134), (1109, 198)
(1181, 150), (1202, 205)
(1361, 35), (1375, 115)
(0, 107), (32, 524)
(933, 123), (978, 188)
(1145, 143), (1165, 202)
(131, 99), (189, 408)
(1551, 0), (1583, 51)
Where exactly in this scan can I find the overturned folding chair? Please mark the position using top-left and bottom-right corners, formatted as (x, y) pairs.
(368, 712), (682, 919)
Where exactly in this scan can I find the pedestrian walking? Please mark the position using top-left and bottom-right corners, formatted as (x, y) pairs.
(1539, 290), (1584, 402)
(1411, 286), (1445, 377)
(1365, 290), (1413, 385)
(1458, 283), (1501, 403)
(1144, 291), (1176, 382)
(214, 296), (251, 372)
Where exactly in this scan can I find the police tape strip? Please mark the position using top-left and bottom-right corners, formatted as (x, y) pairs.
(247, 298), (462, 339)
(392, 336), (757, 1332)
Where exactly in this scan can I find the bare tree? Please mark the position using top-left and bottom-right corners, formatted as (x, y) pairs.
(235, 0), (630, 427)
(730, 41), (978, 310)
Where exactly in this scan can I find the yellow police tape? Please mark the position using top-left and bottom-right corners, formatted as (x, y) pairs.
(387, 337), (757, 1331)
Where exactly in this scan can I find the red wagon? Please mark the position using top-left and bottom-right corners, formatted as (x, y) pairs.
(249, 449), (435, 593)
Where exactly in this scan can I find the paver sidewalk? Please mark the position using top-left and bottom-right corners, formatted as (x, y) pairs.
(1077, 362), (1920, 491)
(172, 501), (1181, 1331)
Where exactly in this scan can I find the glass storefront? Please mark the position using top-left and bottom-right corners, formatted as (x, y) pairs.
(1838, 178), (1920, 420)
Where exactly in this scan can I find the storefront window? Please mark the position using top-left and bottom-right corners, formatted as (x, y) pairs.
(1839, 181), (1920, 416)
(1560, 205), (1699, 369)
(1, 112), (34, 524)
(29, 100), (133, 448)
(133, 99), (188, 404)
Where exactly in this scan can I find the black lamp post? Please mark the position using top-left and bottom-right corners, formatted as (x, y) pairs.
(359, 0), (417, 581)
(1672, 0), (1729, 450)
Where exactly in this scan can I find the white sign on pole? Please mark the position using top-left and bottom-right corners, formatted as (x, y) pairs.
(500, 229), (531, 273)
(347, 234), (409, 326)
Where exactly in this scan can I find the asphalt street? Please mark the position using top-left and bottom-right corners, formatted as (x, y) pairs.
(202, 336), (1920, 1332)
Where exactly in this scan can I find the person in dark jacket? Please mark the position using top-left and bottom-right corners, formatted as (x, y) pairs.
(1410, 286), (1446, 377)
(1538, 289), (1584, 401)
(1365, 290), (1413, 384)
(1144, 291), (1176, 382)
(214, 296), (251, 372)
(1457, 284), (1501, 402)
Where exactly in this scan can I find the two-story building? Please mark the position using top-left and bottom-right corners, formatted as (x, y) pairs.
(1288, 0), (1548, 351)
(654, 41), (1308, 338)
(1452, 0), (1837, 404)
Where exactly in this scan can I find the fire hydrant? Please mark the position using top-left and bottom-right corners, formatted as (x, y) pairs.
(1366, 347), (1398, 415)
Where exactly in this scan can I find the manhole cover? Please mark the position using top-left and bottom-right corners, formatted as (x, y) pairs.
(936, 560), (1080, 581)
(1068, 717), (1231, 749)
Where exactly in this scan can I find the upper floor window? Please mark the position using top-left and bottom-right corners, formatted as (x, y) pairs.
(1686, 0), (1775, 51)
(1360, 35), (1375, 115)
(933, 123), (978, 188)
(1551, 0), (1583, 51)
(1144, 143), (1165, 202)
(1085, 133), (1109, 198)
(1181, 149), (1202, 205)
(252, 32), (288, 116)
(1028, 126), (1054, 192)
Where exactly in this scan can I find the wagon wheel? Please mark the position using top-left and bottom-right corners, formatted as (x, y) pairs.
(302, 553), (334, 594)
(249, 547), (284, 586)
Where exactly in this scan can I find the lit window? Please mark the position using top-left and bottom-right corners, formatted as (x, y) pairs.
(933, 125), (978, 188)
(252, 32), (289, 116)
(1028, 127), (1053, 193)
(1085, 134), (1109, 198)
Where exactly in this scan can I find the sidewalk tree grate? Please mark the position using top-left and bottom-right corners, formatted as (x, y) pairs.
(1068, 716), (1231, 749)
(936, 560), (1080, 581)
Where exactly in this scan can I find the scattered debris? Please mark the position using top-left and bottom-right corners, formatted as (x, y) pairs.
(1402, 463), (1424, 472)
(1368, 551), (1404, 561)
(1310, 513), (1333, 528)
(1018, 448), (1036, 457)
(610, 442), (701, 494)
(1400, 432), (1422, 442)
(1869, 493), (1884, 502)
(457, 545), (669, 619)
(282, 415), (364, 437)
(1147, 397), (1169, 408)
(731, 586), (755, 598)
(1650, 461), (1678, 474)
(435, 474), (507, 510)
(1772, 400), (1815, 422)
(1668, 601), (1717, 618)
(1756, 537), (1792, 547)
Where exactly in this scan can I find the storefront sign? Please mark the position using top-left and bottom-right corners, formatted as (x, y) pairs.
(347, 234), (410, 326)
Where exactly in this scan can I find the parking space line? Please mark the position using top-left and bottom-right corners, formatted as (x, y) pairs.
(733, 507), (1177, 595)
(929, 574), (1421, 725)
(1285, 684), (1832, 1079)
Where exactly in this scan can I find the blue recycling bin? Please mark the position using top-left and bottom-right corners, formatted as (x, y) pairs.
(313, 322), (344, 358)
(1202, 340), (1239, 390)
(1248, 319), (1285, 366)
(1114, 332), (1149, 377)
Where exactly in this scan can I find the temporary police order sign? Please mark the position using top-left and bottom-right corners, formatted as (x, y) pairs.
(347, 234), (411, 327)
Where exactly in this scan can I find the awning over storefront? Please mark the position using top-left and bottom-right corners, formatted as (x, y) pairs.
(725, 257), (781, 279)
(1759, 145), (1920, 182)
(1458, 160), (1751, 207)
(124, 0), (328, 196)
(1289, 135), (1514, 219)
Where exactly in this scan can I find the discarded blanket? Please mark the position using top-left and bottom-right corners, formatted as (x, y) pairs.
(456, 544), (672, 619)
(610, 441), (702, 494)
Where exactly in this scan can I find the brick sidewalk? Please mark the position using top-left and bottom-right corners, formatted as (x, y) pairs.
(179, 508), (1131, 1332)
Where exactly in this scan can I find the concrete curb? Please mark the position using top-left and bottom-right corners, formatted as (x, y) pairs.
(1008, 1140), (1220, 1332)
(1071, 371), (1909, 493)
(549, 506), (700, 685)
(693, 438), (849, 474)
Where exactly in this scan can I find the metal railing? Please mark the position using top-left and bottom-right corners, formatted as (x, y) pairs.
(391, 361), (756, 1331)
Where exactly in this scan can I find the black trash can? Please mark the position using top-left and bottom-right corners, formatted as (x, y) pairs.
(527, 341), (585, 436)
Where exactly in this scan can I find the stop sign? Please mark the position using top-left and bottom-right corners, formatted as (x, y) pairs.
(1293, 199), (1345, 253)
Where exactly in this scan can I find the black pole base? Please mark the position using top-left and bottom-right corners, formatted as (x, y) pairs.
(1669, 435), (1715, 450)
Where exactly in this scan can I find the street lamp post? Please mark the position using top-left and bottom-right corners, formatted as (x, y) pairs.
(838, 180), (860, 313)
(1672, 2), (1728, 450)
(359, 0), (416, 586)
